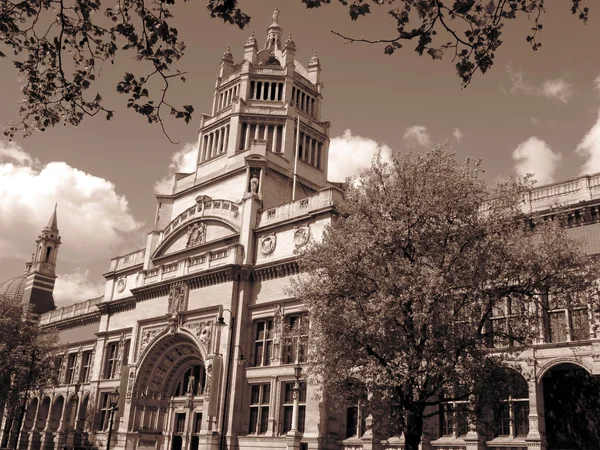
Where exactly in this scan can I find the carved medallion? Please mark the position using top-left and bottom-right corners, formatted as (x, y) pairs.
(116, 278), (127, 293)
(260, 233), (277, 256)
(294, 225), (310, 248)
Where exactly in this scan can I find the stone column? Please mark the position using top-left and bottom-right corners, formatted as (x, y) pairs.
(272, 125), (279, 152)
(254, 124), (260, 140)
(216, 128), (223, 155)
(244, 123), (251, 149)
(525, 370), (547, 450)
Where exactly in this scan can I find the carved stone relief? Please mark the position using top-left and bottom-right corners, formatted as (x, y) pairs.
(272, 304), (284, 363)
(260, 232), (277, 256)
(183, 318), (214, 356)
(185, 222), (207, 248)
(116, 278), (127, 293)
(294, 224), (311, 248)
(167, 284), (188, 316)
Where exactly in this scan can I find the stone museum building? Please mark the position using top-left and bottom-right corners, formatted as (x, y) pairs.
(1, 9), (600, 450)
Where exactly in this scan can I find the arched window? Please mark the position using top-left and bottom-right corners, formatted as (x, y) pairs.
(45, 246), (52, 262)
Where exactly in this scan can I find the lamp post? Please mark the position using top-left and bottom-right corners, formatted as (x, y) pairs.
(289, 365), (303, 434)
(106, 387), (120, 450)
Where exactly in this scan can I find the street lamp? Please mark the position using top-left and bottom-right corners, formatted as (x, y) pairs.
(106, 387), (120, 450)
(289, 365), (303, 435)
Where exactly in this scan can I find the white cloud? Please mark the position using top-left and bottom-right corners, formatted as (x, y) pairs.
(0, 142), (143, 265)
(577, 107), (600, 175)
(154, 142), (198, 194)
(512, 137), (561, 185)
(594, 75), (600, 94)
(540, 78), (573, 104)
(328, 129), (392, 182)
(53, 268), (105, 307)
(507, 66), (573, 104)
(453, 128), (464, 142)
(403, 125), (431, 147)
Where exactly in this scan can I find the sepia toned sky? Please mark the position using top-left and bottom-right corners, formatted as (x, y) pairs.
(1, 1), (600, 305)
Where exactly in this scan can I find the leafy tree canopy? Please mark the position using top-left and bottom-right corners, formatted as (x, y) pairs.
(292, 147), (599, 450)
(0, 295), (60, 412)
(0, 0), (589, 140)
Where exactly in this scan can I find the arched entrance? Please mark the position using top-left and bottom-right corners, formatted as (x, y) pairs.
(17, 398), (38, 450)
(74, 394), (90, 446)
(542, 362), (600, 448)
(131, 333), (208, 450)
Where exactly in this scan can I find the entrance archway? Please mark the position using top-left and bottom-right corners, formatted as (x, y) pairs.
(542, 362), (600, 448)
(131, 332), (207, 450)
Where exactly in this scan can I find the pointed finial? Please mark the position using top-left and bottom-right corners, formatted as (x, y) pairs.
(251, 31), (255, 37)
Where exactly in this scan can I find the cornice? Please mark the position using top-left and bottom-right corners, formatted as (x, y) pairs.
(40, 311), (101, 331)
(96, 297), (137, 315)
(252, 257), (300, 282)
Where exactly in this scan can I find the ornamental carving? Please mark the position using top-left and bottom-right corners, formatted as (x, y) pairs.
(186, 222), (207, 248)
(294, 225), (310, 248)
(115, 333), (126, 377)
(272, 304), (284, 362)
(116, 278), (127, 293)
(260, 233), (277, 256)
(72, 349), (82, 384)
(168, 284), (188, 316)
(184, 320), (213, 355)
(139, 328), (163, 358)
(126, 368), (136, 403)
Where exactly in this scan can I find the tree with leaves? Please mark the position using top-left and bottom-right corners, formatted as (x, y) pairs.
(0, 294), (59, 446)
(291, 147), (599, 450)
(0, 0), (589, 140)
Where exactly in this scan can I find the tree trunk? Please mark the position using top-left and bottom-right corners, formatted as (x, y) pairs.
(404, 411), (424, 450)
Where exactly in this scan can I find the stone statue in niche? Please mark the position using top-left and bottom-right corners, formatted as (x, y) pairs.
(187, 375), (195, 395)
(199, 324), (212, 351)
(168, 284), (187, 316)
(249, 172), (259, 194)
(186, 222), (207, 248)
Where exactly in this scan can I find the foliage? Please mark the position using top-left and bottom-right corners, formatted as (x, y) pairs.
(0, 1), (589, 140)
(0, 294), (60, 411)
(291, 147), (599, 450)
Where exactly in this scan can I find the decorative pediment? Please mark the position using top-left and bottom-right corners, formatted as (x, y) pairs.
(153, 218), (238, 259)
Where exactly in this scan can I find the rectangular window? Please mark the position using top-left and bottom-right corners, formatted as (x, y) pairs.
(122, 339), (131, 366)
(440, 403), (455, 436)
(194, 413), (202, 433)
(248, 384), (270, 435)
(515, 401), (530, 436)
(105, 343), (119, 379)
(570, 308), (589, 341)
(81, 351), (92, 382)
(175, 413), (186, 433)
(65, 353), (77, 384)
(283, 314), (309, 365)
(282, 382), (306, 434)
(98, 393), (111, 431)
(548, 311), (567, 343)
(253, 320), (273, 367)
(497, 403), (510, 436)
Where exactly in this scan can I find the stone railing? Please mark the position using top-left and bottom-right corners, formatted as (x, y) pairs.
(109, 248), (146, 272)
(253, 66), (285, 75)
(258, 187), (343, 227)
(143, 244), (243, 285)
(39, 296), (103, 325)
(162, 199), (242, 241)
(526, 173), (600, 212)
(173, 172), (196, 193)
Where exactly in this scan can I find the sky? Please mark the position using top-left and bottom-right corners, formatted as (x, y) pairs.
(1, 1), (600, 306)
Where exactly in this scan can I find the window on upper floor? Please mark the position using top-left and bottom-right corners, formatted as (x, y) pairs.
(65, 353), (77, 384)
(80, 350), (93, 383)
(253, 319), (274, 367)
(543, 294), (590, 343)
(283, 314), (309, 365)
(104, 343), (119, 379)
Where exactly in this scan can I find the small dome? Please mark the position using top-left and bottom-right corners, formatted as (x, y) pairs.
(0, 275), (26, 303)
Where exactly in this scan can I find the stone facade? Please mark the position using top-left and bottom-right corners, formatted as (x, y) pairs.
(2, 9), (600, 450)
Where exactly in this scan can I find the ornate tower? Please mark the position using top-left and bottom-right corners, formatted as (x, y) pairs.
(192, 8), (331, 208)
(22, 204), (60, 314)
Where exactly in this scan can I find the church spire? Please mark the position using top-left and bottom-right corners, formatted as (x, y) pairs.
(46, 203), (58, 231)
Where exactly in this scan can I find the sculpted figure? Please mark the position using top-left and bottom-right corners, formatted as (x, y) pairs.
(272, 7), (280, 23)
(250, 173), (259, 194)
(187, 375), (195, 395)
(168, 285), (186, 315)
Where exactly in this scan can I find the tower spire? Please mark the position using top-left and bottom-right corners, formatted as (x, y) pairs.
(46, 203), (58, 231)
